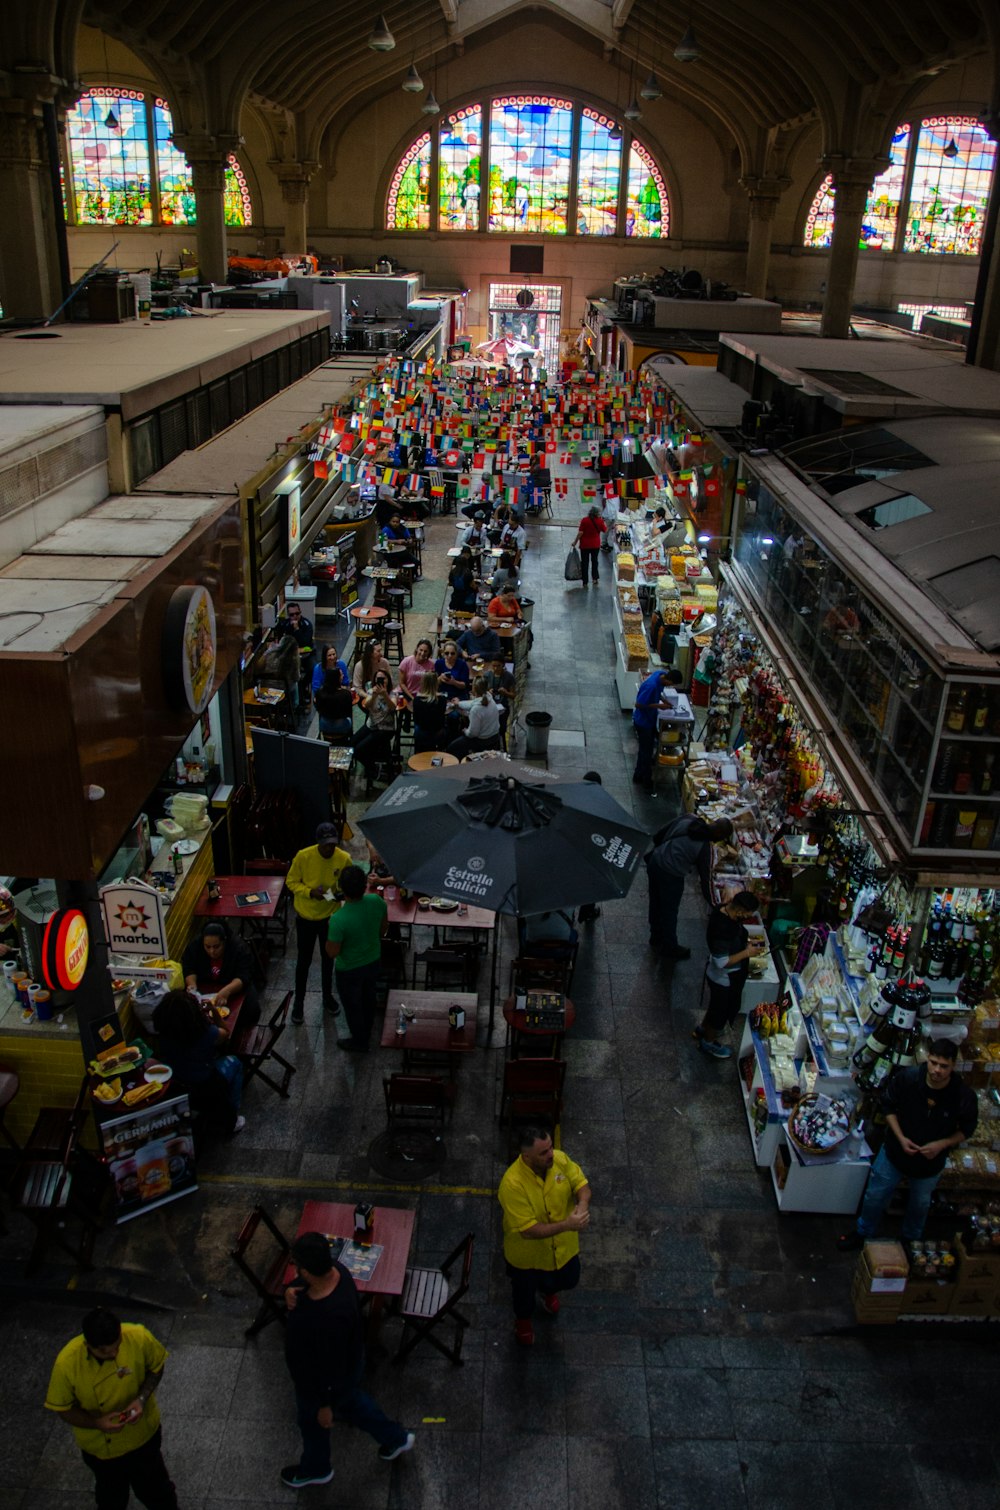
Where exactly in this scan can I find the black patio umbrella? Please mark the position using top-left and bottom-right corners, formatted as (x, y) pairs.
(358, 758), (651, 916)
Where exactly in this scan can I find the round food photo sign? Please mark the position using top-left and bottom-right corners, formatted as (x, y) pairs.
(163, 585), (218, 715)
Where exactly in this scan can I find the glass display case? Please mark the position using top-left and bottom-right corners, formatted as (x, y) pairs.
(731, 479), (1000, 860)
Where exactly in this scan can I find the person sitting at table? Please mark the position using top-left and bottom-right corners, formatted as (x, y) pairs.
(182, 921), (260, 1027)
(352, 639), (394, 694)
(396, 638), (435, 696)
(448, 677), (504, 758)
(366, 840), (395, 885)
(448, 552), (478, 615)
(274, 601), (316, 701)
(435, 641), (471, 699)
(382, 513), (417, 572)
(410, 671), (448, 753)
(352, 672), (398, 784)
(312, 644), (350, 700)
(152, 989), (246, 1134)
(490, 551), (519, 596)
(456, 616), (501, 662)
(481, 654), (515, 743)
(258, 633), (301, 711)
(315, 666), (354, 742)
(487, 583), (522, 623)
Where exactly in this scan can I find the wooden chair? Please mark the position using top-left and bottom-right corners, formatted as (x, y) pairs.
(500, 1057), (566, 1127)
(233, 991), (296, 1099)
(393, 1233), (474, 1366)
(383, 1074), (454, 1132)
(10, 1103), (108, 1274)
(510, 950), (575, 998)
(23, 1072), (90, 1158)
(230, 1204), (294, 1337)
(412, 946), (474, 992)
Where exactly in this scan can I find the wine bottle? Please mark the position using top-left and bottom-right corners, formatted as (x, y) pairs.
(953, 750), (974, 795)
(946, 686), (968, 732)
(972, 687), (990, 733)
(979, 751), (996, 796)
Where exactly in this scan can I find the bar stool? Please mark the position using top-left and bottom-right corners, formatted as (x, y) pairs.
(385, 588), (409, 624)
(352, 627), (376, 666)
(382, 621), (405, 660)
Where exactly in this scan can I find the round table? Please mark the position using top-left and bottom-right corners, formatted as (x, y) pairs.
(503, 995), (576, 1057)
(407, 751), (460, 771)
(351, 605), (388, 625)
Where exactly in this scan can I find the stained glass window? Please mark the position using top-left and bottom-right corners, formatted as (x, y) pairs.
(66, 89), (152, 225)
(386, 96), (669, 237)
(66, 89), (251, 226)
(804, 117), (994, 254)
(905, 116), (996, 254)
(439, 105), (481, 231)
(388, 131), (432, 230)
(488, 97), (574, 234)
(625, 139), (666, 238)
(577, 108), (621, 235)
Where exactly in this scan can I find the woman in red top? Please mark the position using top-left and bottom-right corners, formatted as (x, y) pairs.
(572, 506), (607, 585)
(486, 584), (522, 622)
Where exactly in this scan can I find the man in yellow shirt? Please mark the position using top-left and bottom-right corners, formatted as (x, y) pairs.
(497, 1123), (592, 1345)
(44, 1307), (177, 1507)
(286, 821), (351, 1025)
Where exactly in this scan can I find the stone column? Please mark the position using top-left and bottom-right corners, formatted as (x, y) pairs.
(271, 161), (319, 252)
(739, 176), (788, 298)
(0, 96), (62, 319)
(820, 156), (885, 339)
(172, 132), (241, 285)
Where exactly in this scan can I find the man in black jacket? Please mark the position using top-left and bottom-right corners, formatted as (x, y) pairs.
(838, 1040), (978, 1250)
(281, 1232), (414, 1488)
(645, 815), (734, 959)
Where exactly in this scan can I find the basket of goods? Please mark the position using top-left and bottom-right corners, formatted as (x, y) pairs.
(787, 1093), (851, 1156)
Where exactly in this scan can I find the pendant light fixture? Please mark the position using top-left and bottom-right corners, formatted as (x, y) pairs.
(104, 105), (120, 130)
(674, 22), (701, 63)
(402, 62), (423, 93)
(608, 118), (622, 143)
(421, 89), (441, 116)
(368, 12), (396, 51)
(100, 31), (120, 131)
(625, 96), (642, 121)
(942, 136), (960, 159)
(640, 70), (662, 101)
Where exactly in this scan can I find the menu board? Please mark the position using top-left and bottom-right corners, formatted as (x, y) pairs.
(98, 1094), (196, 1224)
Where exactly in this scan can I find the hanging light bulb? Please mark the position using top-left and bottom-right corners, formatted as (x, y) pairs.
(104, 105), (120, 131)
(942, 137), (960, 159)
(368, 12), (396, 51)
(608, 119), (622, 143)
(674, 24), (700, 63)
(640, 70), (662, 101)
(402, 62), (423, 93)
(421, 89), (441, 116)
(625, 96), (642, 121)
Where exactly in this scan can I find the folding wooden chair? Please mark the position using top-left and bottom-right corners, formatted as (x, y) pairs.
(393, 1232), (474, 1366)
(233, 991), (296, 1099)
(500, 1057), (566, 1127)
(23, 1072), (90, 1157)
(11, 1107), (108, 1274)
(230, 1204), (294, 1337)
(383, 1074), (454, 1131)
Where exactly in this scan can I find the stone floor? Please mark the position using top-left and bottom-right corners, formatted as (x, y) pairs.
(3, 485), (1000, 1509)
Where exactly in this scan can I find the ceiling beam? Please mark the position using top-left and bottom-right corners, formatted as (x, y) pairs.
(611, 0), (637, 30)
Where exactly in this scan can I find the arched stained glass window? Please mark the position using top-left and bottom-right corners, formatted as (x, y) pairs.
(439, 105), (481, 231)
(904, 116), (996, 254)
(388, 131), (432, 230)
(67, 88), (152, 225)
(626, 139), (666, 238)
(65, 88), (251, 226)
(488, 96), (574, 234)
(803, 116), (994, 255)
(577, 108), (621, 235)
(386, 94), (670, 238)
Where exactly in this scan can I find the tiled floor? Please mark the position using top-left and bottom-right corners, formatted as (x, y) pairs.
(3, 486), (1000, 1508)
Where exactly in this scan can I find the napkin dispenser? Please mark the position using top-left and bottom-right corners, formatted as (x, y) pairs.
(448, 1005), (466, 1030)
(354, 1202), (375, 1241)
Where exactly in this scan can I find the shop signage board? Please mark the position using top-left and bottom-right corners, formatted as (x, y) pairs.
(98, 1094), (196, 1223)
(41, 908), (90, 991)
(99, 882), (168, 956)
(162, 584), (217, 716)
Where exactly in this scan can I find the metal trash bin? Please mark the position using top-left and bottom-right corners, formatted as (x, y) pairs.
(519, 597), (535, 626)
(524, 710), (552, 759)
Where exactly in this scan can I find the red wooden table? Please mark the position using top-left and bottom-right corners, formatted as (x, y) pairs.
(381, 989), (478, 1065)
(295, 1200), (415, 1322)
(503, 995), (576, 1058)
(194, 875), (286, 948)
(194, 989), (247, 1039)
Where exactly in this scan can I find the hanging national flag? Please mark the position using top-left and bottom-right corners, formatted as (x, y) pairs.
(363, 439), (378, 455)
(604, 482), (616, 499)
(473, 451), (485, 469)
(442, 450), (461, 467)
(735, 480), (747, 496)
(505, 486), (519, 506)
(545, 439), (557, 453)
(457, 477), (471, 497)
(313, 459), (328, 480)
(430, 483), (445, 497)
(338, 435), (354, 454)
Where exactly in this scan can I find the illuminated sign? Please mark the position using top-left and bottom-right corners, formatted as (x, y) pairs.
(42, 909), (90, 991)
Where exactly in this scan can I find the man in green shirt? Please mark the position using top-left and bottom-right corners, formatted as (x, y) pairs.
(45, 1307), (177, 1507)
(329, 869), (392, 1057)
(286, 822), (351, 1025)
(325, 865), (387, 1053)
